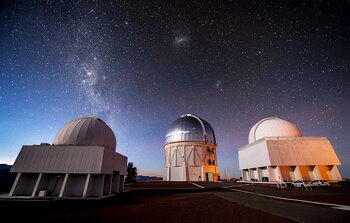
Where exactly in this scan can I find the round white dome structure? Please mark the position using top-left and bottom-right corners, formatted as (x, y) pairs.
(248, 117), (302, 144)
(240, 117), (342, 183)
(53, 116), (116, 151)
(165, 114), (216, 145)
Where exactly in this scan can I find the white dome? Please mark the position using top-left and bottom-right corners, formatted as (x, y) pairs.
(248, 117), (302, 143)
(53, 116), (116, 151)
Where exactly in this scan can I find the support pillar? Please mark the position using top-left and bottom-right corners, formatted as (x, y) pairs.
(312, 166), (321, 180)
(266, 166), (270, 182)
(294, 166), (302, 181)
(119, 175), (124, 192)
(107, 174), (112, 195)
(183, 163), (187, 181)
(100, 175), (105, 196)
(330, 166), (342, 181)
(277, 166), (283, 182)
(31, 173), (42, 197)
(111, 172), (120, 193)
(59, 173), (69, 197)
(82, 174), (91, 197)
(201, 165), (204, 181)
(9, 172), (21, 196)
(168, 167), (171, 181)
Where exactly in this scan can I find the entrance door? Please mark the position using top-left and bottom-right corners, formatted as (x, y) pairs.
(206, 172), (213, 181)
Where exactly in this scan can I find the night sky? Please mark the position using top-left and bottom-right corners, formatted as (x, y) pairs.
(0, 1), (349, 178)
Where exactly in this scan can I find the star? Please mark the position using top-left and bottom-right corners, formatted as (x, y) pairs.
(0, 0), (349, 178)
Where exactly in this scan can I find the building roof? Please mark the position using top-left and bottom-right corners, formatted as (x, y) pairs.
(165, 114), (216, 145)
(248, 117), (302, 144)
(53, 116), (116, 151)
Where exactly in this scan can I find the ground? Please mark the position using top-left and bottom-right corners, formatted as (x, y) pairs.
(0, 181), (349, 223)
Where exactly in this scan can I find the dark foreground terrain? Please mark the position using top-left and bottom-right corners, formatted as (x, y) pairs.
(1, 181), (349, 223)
(0, 185), (295, 223)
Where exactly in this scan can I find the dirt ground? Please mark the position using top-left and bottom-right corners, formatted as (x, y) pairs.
(1, 181), (349, 223)
(0, 189), (296, 223)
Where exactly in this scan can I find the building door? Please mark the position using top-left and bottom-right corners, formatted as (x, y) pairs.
(206, 172), (213, 181)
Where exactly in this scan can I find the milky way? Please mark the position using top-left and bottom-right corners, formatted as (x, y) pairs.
(0, 1), (349, 177)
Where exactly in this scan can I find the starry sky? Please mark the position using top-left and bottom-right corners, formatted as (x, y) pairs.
(0, 0), (349, 178)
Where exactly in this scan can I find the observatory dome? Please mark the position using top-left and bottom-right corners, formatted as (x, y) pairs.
(165, 114), (216, 145)
(53, 116), (116, 151)
(248, 117), (302, 144)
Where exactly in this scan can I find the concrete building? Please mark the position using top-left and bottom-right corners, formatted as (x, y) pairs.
(238, 117), (342, 182)
(164, 114), (220, 181)
(9, 116), (127, 198)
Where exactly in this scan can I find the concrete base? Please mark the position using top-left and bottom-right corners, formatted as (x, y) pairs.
(242, 165), (342, 182)
(9, 172), (125, 198)
(164, 141), (220, 181)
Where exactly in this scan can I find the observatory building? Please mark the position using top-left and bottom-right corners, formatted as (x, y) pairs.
(238, 117), (342, 182)
(164, 114), (220, 181)
(9, 116), (127, 198)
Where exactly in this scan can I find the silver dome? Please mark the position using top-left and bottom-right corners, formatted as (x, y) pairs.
(165, 114), (216, 144)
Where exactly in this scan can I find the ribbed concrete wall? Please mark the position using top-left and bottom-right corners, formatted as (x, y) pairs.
(267, 138), (341, 166)
(11, 145), (127, 175)
(11, 145), (104, 173)
(239, 137), (341, 170)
